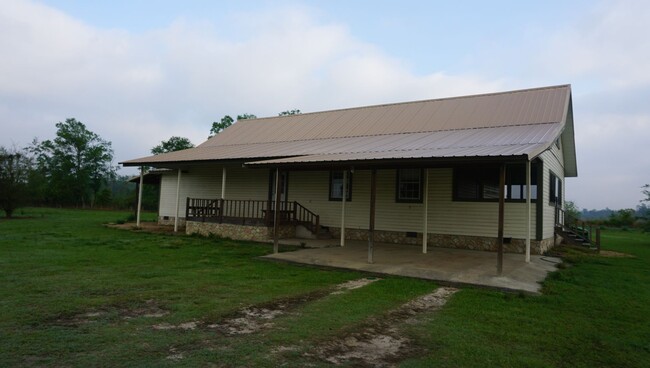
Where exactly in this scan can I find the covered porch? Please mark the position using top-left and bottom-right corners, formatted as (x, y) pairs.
(264, 240), (560, 294)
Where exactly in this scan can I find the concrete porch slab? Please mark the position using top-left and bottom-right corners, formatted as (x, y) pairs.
(263, 240), (561, 294)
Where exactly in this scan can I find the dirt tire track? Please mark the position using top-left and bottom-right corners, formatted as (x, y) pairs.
(302, 287), (459, 367)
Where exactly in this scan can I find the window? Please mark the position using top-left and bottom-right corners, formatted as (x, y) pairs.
(454, 166), (499, 201)
(396, 168), (423, 202)
(453, 163), (538, 202)
(505, 164), (538, 200)
(329, 171), (352, 201)
(549, 171), (562, 204)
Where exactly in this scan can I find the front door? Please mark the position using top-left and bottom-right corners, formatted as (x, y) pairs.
(268, 170), (288, 202)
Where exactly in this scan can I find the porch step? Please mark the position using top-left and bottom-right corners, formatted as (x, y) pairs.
(295, 224), (332, 240)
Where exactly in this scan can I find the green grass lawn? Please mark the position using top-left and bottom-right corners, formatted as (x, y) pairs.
(1, 208), (649, 367)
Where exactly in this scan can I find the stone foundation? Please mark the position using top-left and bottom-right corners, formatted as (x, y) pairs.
(329, 227), (553, 255)
(186, 221), (295, 242)
(158, 216), (186, 227)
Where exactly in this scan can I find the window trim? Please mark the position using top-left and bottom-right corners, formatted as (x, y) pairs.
(328, 170), (352, 201)
(549, 170), (562, 205)
(395, 168), (424, 203)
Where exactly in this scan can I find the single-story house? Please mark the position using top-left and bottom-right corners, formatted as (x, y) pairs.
(121, 84), (576, 266)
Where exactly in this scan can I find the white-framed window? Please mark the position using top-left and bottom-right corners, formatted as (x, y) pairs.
(396, 168), (423, 203)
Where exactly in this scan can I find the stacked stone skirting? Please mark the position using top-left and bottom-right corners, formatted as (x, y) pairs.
(158, 216), (186, 227)
(185, 221), (295, 242)
(328, 227), (554, 255)
(169, 217), (554, 254)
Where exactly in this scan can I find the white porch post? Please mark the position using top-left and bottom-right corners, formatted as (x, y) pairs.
(340, 170), (347, 247)
(368, 169), (377, 264)
(422, 168), (429, 254)
(526, 160), (532, 263)
(136, 166), (144, 227)
(221, 166), (227, 199)
(273, 168), (281, 254)
(174, 168), (182, 232)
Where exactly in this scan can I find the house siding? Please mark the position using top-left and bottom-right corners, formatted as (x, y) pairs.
(159, 164), (269, 220)
(289, 168), (538, 240)
(540, 143), (565, 239)
(157, 164), (548, 251)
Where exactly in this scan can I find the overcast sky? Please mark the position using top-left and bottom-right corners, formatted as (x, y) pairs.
(1, 0), (649, 210)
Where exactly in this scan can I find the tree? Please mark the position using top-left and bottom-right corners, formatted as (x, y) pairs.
(278, 109), (301, 116)
(0, 146), (32, 218)
(236, 113), (257, 120)
(151, 136), (194, 155)
(31, 118), (116, 207)
(564, 200), (580, 220)
(209, 113), (257, 138)
(643, 184), (650, 203)
(209, 115), (234, 137)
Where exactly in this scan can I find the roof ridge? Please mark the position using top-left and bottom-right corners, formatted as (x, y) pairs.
(232, 84), (571, 124)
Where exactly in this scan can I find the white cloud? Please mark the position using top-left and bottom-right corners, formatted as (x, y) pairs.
(0, 0), (499, 171)
(2, 0), (647, 210)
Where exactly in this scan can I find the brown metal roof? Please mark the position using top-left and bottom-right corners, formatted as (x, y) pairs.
(121, 84), (573, 169)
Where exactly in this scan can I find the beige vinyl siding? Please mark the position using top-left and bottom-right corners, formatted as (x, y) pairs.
(289, 168), (537, 239)
(159, 167), (223, 218)
(541, 144), (565, 238)
(289, 170), (370, 229)
(158, 164), (269, 219)
(159, 164), (539, 239)
(224, 165), (269, 200)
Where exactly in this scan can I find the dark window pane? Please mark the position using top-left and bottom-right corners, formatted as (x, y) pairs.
(397, 169), (421, 201)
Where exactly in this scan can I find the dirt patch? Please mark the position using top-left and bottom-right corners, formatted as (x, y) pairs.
(106, 222), (184, 235)
(153, 321), (199, 331)
(46, 300), (169, 327)
(331, 277), (381, 295)
(304, 287), (459, 367)
(48, 311), (108, 327)
(208, 290), (329, 335)
(207, 278), (381, 335)
(122, 299), (170, 319)
(166, 347), (185, 361)
(599, 250), (635, 258)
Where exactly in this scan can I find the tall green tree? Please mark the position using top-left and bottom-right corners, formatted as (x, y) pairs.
(209, 115), (234, 137)
(278, 109), (301, 116)
(236, 113), (257, 120)
(151, 136), (194, 155)
(643, 184), (650, 202)
(0, 146), (32, 218)
(209, 113), (257, 138)
(31, 118), (116, 207)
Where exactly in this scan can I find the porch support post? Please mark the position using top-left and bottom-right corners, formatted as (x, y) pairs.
(497, 164), (506, 275)
(273, 168), (281, 254)
(525, 160), (532, 263)
(174, 168), (182, 232)
(221, 166), (227, 199)
(340, 170), (347, 247)
(368, 169), (377, 264)
(136, 166), (144, 227)
(422, 168), (429, 254)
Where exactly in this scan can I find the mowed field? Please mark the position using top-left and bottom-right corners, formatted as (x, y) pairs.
(0, 209), (649, 367)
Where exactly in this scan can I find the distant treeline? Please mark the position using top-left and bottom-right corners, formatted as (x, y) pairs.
(579, 204), (649, 229)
